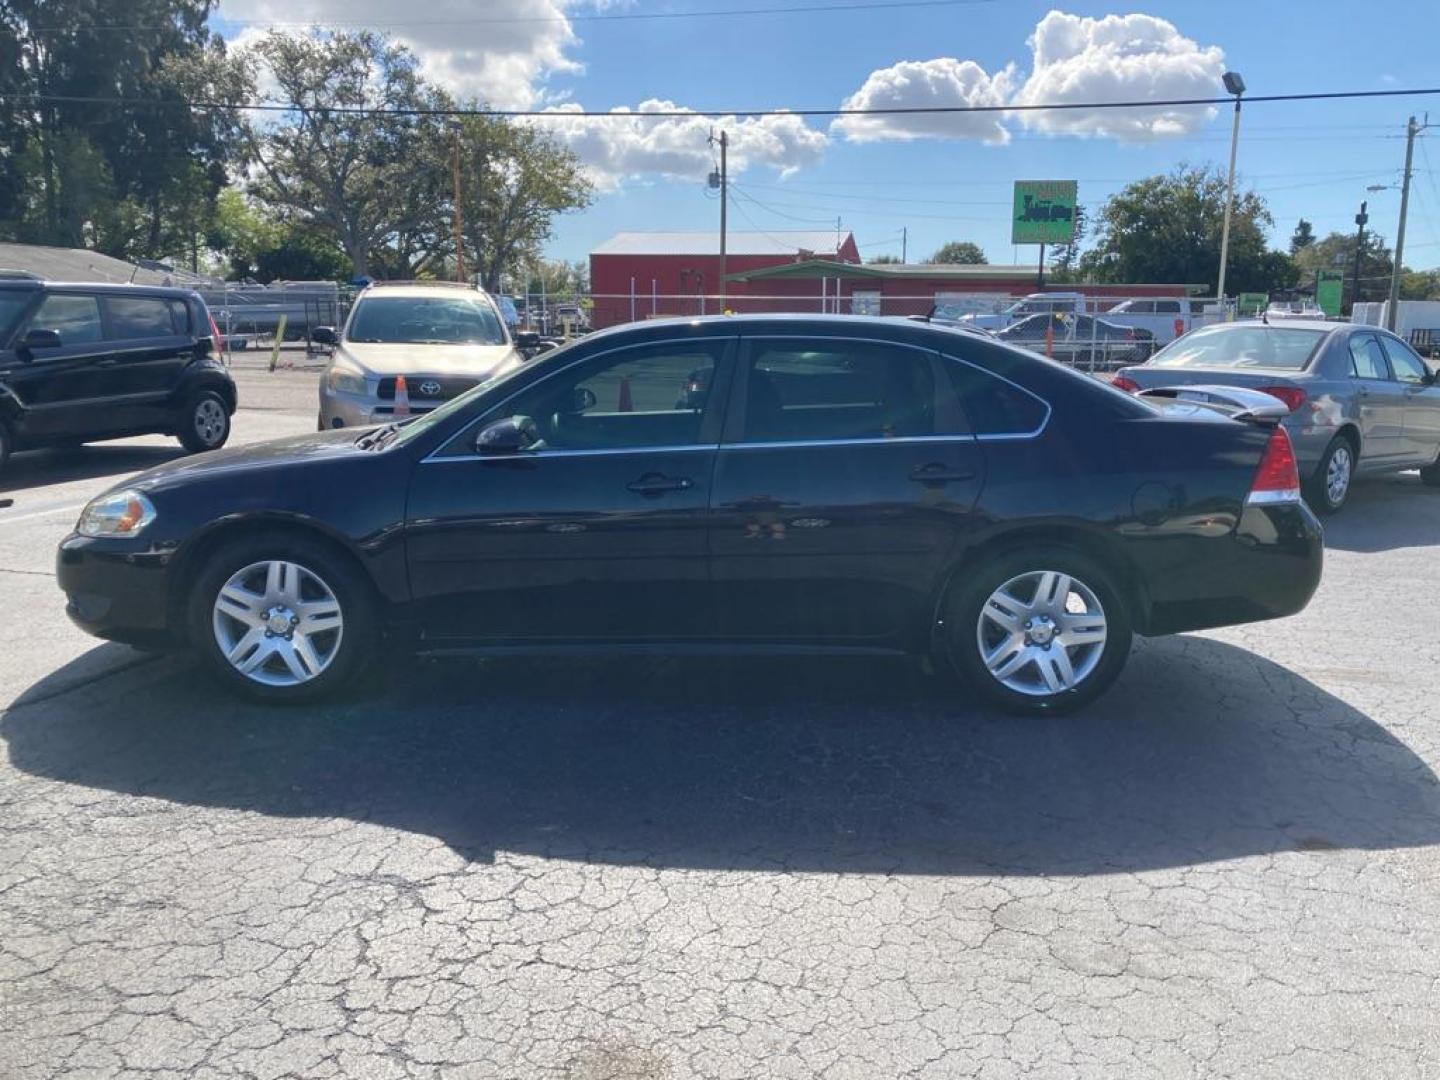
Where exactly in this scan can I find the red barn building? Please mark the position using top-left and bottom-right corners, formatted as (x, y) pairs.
(589, 230), (860, 328)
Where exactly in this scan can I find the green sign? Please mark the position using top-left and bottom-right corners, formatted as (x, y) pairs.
(1237, 292), (1269, 317)
(1012, 180), (1078, 245)
(1315, 271), (1343, 317)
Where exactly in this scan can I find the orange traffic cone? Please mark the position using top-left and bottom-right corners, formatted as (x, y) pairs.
(394, 374), (411, 417)
(617, 374), (633, 413)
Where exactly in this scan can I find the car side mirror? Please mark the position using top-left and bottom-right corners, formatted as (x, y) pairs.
(474, 415), (539, 455)
(514, 331), (541, 350)
(20, 328), (61, 352)
(311, 326), (338, 346)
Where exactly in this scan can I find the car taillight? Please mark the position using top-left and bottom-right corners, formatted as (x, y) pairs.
(1111, 375), (1141, 393)
(1247, 426), (1301, 505)
(1256, 385), (1306, 412)
(207, 312), (223, 355)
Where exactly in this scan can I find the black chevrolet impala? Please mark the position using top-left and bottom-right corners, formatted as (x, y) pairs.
(57, 315), (1323, 713)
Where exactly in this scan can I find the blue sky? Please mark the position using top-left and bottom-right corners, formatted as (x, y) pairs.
(213, 0), (1440, 269)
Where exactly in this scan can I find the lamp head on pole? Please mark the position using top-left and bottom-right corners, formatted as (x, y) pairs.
(1222, 71), (1246, 97)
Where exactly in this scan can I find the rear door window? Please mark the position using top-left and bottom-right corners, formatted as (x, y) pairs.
(1348, 334), (1392, 380)
(940, 356), (1048, 436)
(737, 340), (937, 443)
(103, 296), (179, 340)
(30, 293), (103, 346)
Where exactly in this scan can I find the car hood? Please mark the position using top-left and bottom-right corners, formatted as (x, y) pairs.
(338, 341), (517, 376)
(121, 428), (371, 495)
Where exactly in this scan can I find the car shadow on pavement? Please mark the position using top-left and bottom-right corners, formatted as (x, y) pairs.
(5, 635), (1438, 876)
(1325, 472), (1440, 553)
(0, 444), (186, 494)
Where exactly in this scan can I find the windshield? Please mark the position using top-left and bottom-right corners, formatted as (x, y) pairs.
(346, 295), (506, 345)
(1148, 325), (1326, 370)
(0, 290), (35, 338)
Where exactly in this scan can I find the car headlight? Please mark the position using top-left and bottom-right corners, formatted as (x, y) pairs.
(77, 490), (157, 538)
(326, 361), (369, 396)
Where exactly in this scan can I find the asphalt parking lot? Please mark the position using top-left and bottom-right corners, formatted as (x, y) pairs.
(3, 363), (1440, 1079)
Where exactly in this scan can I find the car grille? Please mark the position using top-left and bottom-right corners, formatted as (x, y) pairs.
(376, 376), (479, 402)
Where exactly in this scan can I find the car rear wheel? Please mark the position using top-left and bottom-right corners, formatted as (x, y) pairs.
(942, 546), (1133, 715)
(177, 390), (231, 453)
(1305, 435), (1355, 514)
(189, 534), (378, 703)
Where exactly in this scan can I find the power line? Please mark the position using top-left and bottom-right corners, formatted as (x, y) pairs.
(5, 86), (1440, 119)
(25, 0), (1001, 32)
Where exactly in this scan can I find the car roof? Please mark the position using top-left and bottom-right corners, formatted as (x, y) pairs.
(358, 282), (495, 300)
(1212, 318), (1345, 333)
(0, 279), (200, 300)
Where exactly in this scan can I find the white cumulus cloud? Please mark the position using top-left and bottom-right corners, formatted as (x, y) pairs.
(832, 58), (1015, 144)
(834, 9), (1225, 145)
(534, 101), (828, 191)
(1011, 11), (1225, 140)
(219, 0), (580, 110)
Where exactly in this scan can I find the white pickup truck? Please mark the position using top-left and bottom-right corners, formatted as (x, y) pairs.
(952, 292), (1089, 330)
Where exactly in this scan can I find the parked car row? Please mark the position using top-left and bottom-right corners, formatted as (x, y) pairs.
(11, 276), (1436, 716)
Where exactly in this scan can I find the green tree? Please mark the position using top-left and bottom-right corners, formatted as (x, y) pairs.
(867, 253), (903, 265)
(243, 30), (448, 278)
(1292, 230), (1394, 311)
(929, 241), (986, 264)
(453, 112), (592, 293)
(1400, 268), (1440, 301)
(1289, 218), (1316, 256)
(1077, 165), (1295, 295)
(0, 1), (245, 259)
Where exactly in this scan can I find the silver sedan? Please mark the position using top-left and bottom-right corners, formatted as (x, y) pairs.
(1115, 319), (1440, 513)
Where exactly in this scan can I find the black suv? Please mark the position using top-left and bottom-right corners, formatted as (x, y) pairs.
(0, 278), (236, 475)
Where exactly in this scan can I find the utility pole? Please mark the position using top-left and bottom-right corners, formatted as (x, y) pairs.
(451, 124), (465, 283)
(709, 128), (728, 309)
(901, 227), (907, 264)
(1216, 71), (1246, 302)
(1386, 115), (1430, 331)
(1350, 200), (1369, 315)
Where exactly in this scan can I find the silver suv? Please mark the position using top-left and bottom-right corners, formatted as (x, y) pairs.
(316, 282), (526, 430)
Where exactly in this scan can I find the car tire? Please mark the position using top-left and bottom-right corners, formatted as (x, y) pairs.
(188, 533), (380, 704)
(1304, 435), (1356, 515)
(1422, 451), (1440, 488)
(177, 390), (231, 453)
(941, 545), (1133, 715)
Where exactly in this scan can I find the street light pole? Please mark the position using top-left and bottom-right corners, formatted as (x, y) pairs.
(1215, 71), (1246, 304)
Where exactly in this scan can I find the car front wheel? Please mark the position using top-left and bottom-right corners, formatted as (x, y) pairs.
(189, 534), (378, 702)
(177, 390), (231, 453)
(943, 546), (1133, 715)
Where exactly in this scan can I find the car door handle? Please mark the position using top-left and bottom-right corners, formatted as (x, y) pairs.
(909, 463), (976, 484)
(626, 473), (693, 496)
(95, 358), (118, 367)
(1357, 386), (1370, 397)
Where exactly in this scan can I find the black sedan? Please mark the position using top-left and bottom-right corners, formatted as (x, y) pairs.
(57, 314), (1323, 714)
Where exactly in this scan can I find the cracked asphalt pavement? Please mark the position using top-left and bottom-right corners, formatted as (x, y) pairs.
(3, 360), (1439, 1078)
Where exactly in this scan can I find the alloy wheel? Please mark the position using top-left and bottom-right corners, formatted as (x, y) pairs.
(975, 570), (1108, 697)
(194, 398), (227, 447)
(1326, 444), (1353, 508)
(211, 560), (344, 687)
